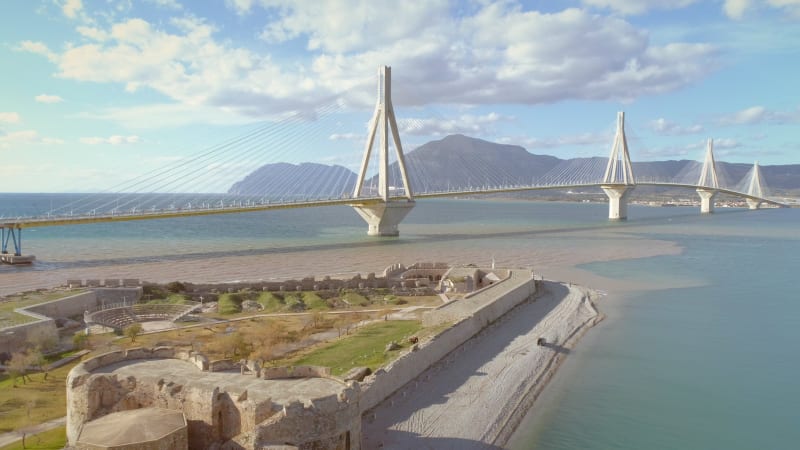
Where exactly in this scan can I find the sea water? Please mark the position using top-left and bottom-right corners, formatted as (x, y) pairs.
(2, 194), (798, 449)
(509, 207), (800, 449)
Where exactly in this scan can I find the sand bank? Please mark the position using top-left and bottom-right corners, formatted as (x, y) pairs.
(361, 281), (601, 449)
(0, 227), (681, 297)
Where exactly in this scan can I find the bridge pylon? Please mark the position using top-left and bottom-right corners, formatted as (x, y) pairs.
(601, 111), (636, 220)
(351, 66), (415, 236)
(745, 161), (765, 210)
(696, 138), (719, 214)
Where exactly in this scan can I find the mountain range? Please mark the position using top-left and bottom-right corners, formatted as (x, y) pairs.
(228, 134), (800, 197)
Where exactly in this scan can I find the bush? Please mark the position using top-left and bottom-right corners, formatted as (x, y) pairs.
(257, 292), (285, 312)
(218, 293), (243, 315)
(166, 281), (187, 293)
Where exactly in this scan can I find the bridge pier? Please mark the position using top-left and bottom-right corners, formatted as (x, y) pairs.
(746, 198), (762, 210)
(696, 188), (717, 214)
(601, 185), (634, 220)
(0, 226), (35, 264)
(352, 201), (415, 236)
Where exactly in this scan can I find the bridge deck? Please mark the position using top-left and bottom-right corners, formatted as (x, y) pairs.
(1, 183), (786, 229)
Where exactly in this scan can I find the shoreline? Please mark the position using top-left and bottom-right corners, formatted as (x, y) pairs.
(361, 280), (602, 449)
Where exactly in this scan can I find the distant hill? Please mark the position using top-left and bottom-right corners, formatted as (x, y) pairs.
(228, 135), (800, 197)
(228, 162), (356, 198)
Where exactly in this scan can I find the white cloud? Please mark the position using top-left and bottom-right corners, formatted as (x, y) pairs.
(0, 130), (63, 148)
(718, 105), (800, 125)
(35, 94), (64, 104)
(398, 113), (505, 136)
(21, 3), (717, 125)
(79, 135), (141, 145)
(713, 137), (742, 149)
(649, 118), (704, 135)
(0, 112), (21, 124)
(582, 0), (697, 15)
(724, 0), (752, 18)
(77, 26), (109, 41)
(329, 133), (361, 141)
(226, 0), (255, 15)
(62, 0), (83, 19)
(259, 0), (450, 53)
(145, 0), (182, 10)
(17, 41), (58, 61)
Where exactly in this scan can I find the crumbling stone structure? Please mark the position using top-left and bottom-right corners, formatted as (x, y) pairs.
(67, 347), (361, 449)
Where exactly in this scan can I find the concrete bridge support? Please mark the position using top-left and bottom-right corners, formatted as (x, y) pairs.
(601, 185), (634, 220)
(696, 188), (717, 214)
(352, 201), (415, 236)
(351, 66), (415, 237)
(746, 198), (762, 210)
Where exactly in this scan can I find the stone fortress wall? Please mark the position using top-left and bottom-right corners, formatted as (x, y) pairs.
(62, 263), (538, 449)
(359, 268), (536, 412)
(67, 347), (361, 450)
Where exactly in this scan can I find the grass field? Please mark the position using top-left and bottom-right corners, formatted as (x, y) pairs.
(0, 426), (66, 450)
(0, 362), (79, 433)
(279, 320), (423, 376)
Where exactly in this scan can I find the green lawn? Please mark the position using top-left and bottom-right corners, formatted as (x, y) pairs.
(0, 362), (79, 433)
(281, 320), (422, 376)
(0, 426), (66, 450)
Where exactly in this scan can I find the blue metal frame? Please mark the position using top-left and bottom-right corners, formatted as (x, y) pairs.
(1, 227), (22, 256)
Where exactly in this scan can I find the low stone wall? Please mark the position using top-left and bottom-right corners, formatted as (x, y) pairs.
(21, 288), (142, 320)
(24, 291), (97, 319)
(0, 318), (58, 354)
(359, 269), (536, 412)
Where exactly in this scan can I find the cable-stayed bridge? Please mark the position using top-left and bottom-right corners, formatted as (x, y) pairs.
(0, 67), (787, 263)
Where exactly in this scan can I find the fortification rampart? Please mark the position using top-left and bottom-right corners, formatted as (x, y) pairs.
(359, 268), (536, 412)
(67, 347), (361, 450)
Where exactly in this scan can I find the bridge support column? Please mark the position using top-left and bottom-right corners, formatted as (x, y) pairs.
(601, 185), (634, 220)
(696, 188), (717, 214)
(0, 226), (35, 264)
(746, 198), (762, 210)
(352, 201), (415, 236)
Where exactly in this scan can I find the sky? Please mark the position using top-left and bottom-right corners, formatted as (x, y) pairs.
(1, 0), (799, 192)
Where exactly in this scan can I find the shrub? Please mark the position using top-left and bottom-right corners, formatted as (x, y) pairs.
(166, 281), (187, 293)
(218, 293), (243, 315)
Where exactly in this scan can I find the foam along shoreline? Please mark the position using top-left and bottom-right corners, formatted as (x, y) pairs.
(362, 281), (601, 449)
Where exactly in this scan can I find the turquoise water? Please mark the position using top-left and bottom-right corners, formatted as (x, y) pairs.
(509, 208), (800, 449)
(3, 194), (798, 449)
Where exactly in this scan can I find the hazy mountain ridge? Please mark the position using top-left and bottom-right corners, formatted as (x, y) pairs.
(228, 135), (800, 195)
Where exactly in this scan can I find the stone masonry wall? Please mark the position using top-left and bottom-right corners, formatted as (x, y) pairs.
(359, 269), (536, 413)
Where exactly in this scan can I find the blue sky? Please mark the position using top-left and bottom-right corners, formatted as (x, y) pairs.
(1, 0), (799, 192)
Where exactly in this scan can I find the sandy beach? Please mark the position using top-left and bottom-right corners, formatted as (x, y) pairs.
(362, 281), (601, 449)
(0, 227), (682, 297)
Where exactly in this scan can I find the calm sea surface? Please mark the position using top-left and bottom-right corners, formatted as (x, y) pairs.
(2, 194), (798, 449)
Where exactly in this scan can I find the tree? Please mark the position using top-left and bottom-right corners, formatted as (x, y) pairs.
(73, 332), (89, 350)
(8, 351), (34, 387)
(124, 323), (143, 343)
(166, 281), (187, 293)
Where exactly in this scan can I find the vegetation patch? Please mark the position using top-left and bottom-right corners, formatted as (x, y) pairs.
(0, 362), (80, 433)
(0, 425), (66, 450)
(217, 293), (243, 315)
(281, 320), (422, 376)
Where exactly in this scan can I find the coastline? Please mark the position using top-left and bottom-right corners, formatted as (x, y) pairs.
(361, 281), (602, 449)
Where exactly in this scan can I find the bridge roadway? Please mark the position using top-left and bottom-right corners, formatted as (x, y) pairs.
(1, 182), (786, 230)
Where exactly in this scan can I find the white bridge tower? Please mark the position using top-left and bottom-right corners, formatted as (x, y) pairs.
(601, 112), (636, 220)
(696, 139), (720, 213)
(351, 66), (415, 236)
(745, 161), (765, 210)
